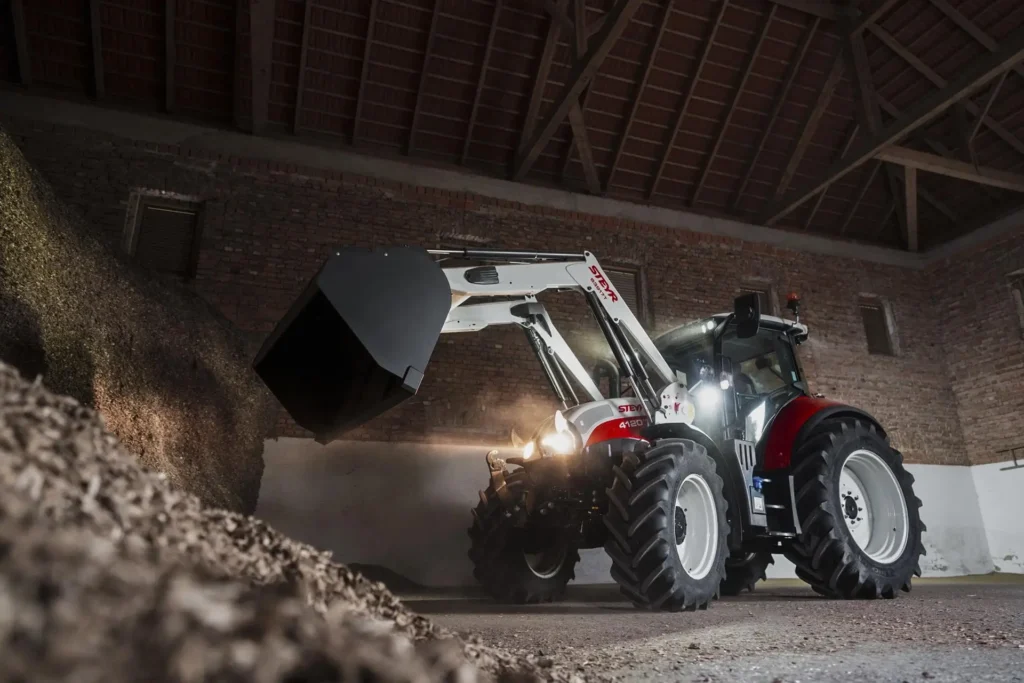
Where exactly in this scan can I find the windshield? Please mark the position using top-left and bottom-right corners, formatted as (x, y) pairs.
(721, 325), (804, 397)
(653, 320), (716, 390)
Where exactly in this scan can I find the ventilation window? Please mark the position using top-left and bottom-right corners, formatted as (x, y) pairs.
(605, 266), (645, 322)
(859, 297), (896, 356)
(740, 284), (776, 316)
(1010, 273), (1024, 338)
(123, 194), (203, 279)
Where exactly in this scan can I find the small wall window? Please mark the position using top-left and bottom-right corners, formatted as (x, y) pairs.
(123, 192), (203, 279)
(1010, 272), (1024, 338)
(739, 283), (777, 317)
(605, 266), (647, 324)
(858, 296), (897, 356)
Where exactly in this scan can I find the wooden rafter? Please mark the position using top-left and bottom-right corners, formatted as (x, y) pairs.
(293, 0), (314, 134)
(462, 0), (503, 165)
(772, 54), (845, 201)
(733, 15), (819, 210)
(970, 71), (1007, 143)
(513, 0), (644, 181)
(904, 166), (918, 251)
(876, 146), (1024, 193)
(518, 0), (568, 154)
(873, 199), (897, 239)
(88, 0), (105, 99)
(165, 0), (176, 112)
(541, 0), (574, 33)
(877, 92), (997, 206)
(891, 170), (957, 223)
(839, 160), (882, 235)
(352, 0), (380, 144)
(761, 26), (1024, 226)
(928, 0), (1024, 82)
(605, 0), (673, 194)
(804, 121), (859, 229)
(249, 0), (275, 135)
(846, 20), (906, 243)
(649, 0), (729, 200)
(692, 5), (775, 207)
(408, 0), (442, 155)
(560, 0), (601, 194)
(767, 0), (841, 19)
(852, 0), (899, 33)
(10, 0), (30, 85)
(868, 24), (1024, 159)
(952, 102), (973, 164)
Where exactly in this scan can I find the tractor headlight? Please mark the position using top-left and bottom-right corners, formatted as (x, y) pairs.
(535, 410), (580, 457)
(696, 385), (721, 410)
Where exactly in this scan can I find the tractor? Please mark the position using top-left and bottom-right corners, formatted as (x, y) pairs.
(253, 246), (925, 611)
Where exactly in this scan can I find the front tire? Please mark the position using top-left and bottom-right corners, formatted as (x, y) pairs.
(785, 417), (924, 599)
(603, 439), (729, 611)
(468, 474), (579, 604)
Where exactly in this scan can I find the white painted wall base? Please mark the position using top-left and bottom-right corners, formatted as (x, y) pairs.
(255, 437), (1018, 588)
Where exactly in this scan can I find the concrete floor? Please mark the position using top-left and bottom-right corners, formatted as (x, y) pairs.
(402, 576), (1024, 682)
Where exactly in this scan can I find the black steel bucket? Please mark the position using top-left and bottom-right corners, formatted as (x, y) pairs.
(253, 246), (452, 443)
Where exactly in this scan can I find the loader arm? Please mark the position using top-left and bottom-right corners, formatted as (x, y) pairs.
(435, 250), (675, 393)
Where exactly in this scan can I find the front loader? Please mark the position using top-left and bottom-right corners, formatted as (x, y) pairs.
(254, 245), (925, 611)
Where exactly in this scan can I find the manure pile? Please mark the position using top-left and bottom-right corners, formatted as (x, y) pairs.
(0, 361), (590, 683)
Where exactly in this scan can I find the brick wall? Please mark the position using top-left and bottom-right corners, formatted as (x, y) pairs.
(1, 114), (971, 465)
(930, 231), (1024, 466)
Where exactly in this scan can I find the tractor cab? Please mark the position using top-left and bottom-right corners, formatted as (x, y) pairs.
(652, 297), (810, 448)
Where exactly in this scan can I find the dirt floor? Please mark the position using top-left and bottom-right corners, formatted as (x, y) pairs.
(403, 577), (1024, 682)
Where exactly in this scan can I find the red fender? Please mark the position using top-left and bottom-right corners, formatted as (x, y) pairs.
(761, 395), (846, 470)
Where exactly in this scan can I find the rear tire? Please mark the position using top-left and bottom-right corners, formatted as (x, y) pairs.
(785, 417), (924, 599)
(603, 439), (729, 611)
(468, 474), (579, 604)
(719, 552), (774, 596)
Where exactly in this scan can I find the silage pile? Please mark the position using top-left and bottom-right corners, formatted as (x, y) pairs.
(0, 360), (587, 683)
(0, 124), (277, 515)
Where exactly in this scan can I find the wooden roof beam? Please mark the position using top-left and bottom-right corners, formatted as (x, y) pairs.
(692, 4), (775, 207)
(928, 0), (1024, 82)
(462, 0), (503, 165)
(868, 24), (1024, 159)
(352, 0), (380, 144)
(605, 0), (674, 194)
(761, 25), (1024, 226)
(249, 0), (275, 135)
(904, 166), (918, 251)
(839, 160), (883, 235)
(649, 0), (729, 200)
(851, 0), (899, 33)
(876, 146), (1024, 193)
(293, 0), (314, 133)
(767, 0), (842, 20)
(9, 0), (30, 86)
(513, 0), (644, 181)
(803, 121), (859, 229)
(517, 0), (568, 155)
(560, 0), (602, 194)
(408, 0), (442, 155)
(771, 54), (845, 201)
(733, 15), (820, 210)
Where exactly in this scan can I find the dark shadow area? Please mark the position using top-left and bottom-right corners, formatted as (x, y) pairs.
(0, 291), (48, 382)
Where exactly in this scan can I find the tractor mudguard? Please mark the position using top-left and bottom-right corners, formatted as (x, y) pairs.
(253, 246), (452, 443)
(759, 395), (886, 470)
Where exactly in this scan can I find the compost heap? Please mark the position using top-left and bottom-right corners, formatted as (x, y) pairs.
(0, 360), (588, 683)
(0, 124), (276, 515)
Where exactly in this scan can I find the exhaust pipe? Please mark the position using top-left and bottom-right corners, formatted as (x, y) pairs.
(253, 246), (452, 443)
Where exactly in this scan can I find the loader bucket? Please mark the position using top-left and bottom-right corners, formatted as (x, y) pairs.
(253, 246), (452, 443)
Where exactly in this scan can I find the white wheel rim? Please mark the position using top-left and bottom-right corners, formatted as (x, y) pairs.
(674, 473), (719, 580)
(839, 449), (910, 565)
(524, 545), (567, 579)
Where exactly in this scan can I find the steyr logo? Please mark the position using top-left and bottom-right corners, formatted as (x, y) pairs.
(618, 404), (643, 413)
(589, 265), (619, 302)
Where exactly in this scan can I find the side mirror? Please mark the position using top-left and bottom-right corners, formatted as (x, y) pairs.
(734, 292), (761, 339)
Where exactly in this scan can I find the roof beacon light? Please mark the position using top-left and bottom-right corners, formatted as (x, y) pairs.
(786, 292), (801, 323)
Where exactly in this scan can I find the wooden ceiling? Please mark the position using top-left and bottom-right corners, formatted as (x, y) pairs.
(3, 0), (1024, 251)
